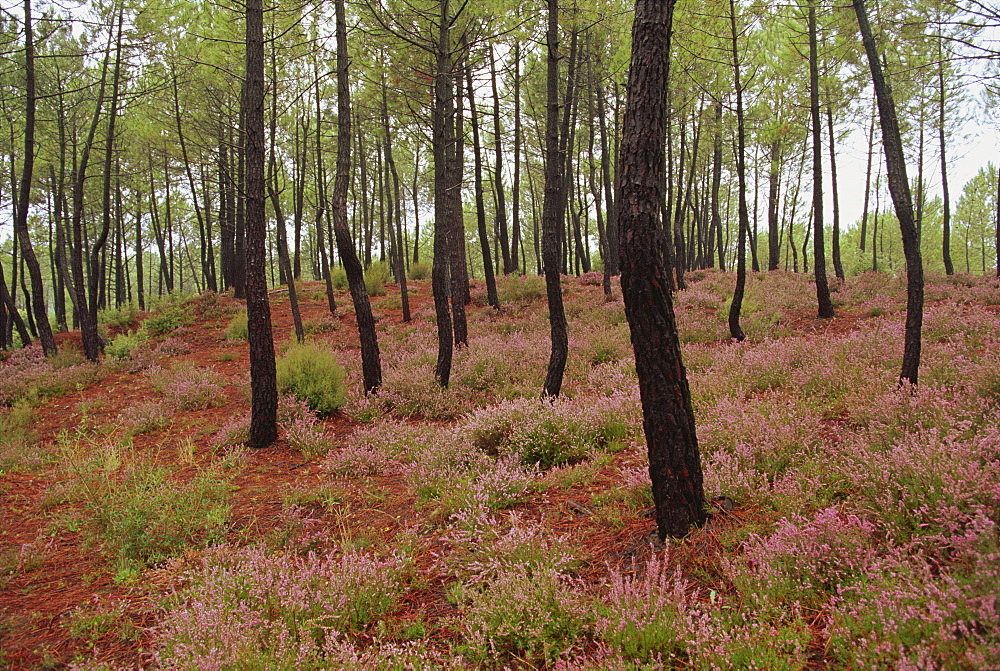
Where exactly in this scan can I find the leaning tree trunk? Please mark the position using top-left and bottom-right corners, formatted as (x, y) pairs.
(15, 0), (56, 355)
(618, 0), (706, 540)
(333, 0), (381, 394)
(853, 0), (923, 386)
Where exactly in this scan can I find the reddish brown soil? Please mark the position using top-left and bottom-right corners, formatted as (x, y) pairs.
(0, 279), (878, 669)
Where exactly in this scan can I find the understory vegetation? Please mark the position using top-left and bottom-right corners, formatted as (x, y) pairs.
(1, 271), (998, 669)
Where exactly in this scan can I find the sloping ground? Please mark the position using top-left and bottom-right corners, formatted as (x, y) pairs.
(1, 271), (998, 669)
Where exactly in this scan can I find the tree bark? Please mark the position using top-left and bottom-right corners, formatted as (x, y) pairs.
(727, 0), (749, 341)
(808, 5), (834, 318)
(853, 0), (923, 386)
(468, 63), (500, 310)
(618, 0), (706, 541)
(15, 0), (56, 355)
(334, 0), (381, 394)
(244, 0), (278, 448)
(542, 0), (569, 397)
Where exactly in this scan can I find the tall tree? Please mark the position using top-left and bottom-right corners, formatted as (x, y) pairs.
(244, 0), (278, 448)
(541, 0), (569, 397)
(853, 0), (923, 385)
(618, 0), (706, 540)
(333, 0), (381, 394)
(807, 3), (834, 318)
(15, 0), (56, 356)
(727, 0), (749, 342)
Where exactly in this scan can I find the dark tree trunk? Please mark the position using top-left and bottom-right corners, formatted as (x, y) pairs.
(860, 103), (875, 252)
(70, 39), (111, 361)
(767, 139), (781, 270)
(15, 0), (56, 355)
(489, 46), (513, 275)
(313, 69), (337, 315)
(853, 0), (923, 386)
(618, 0), (705, 541)
(939, 49), (954, 276)
(710, 102), (724, 271)
(808, 6), (834, 318)
(431, 25), (456, 385)
(512, 41), (522, 272)
(448, 63), (470, 346)
(827, 104), (845, 281)
(468, 63), (500, 310)
(244, 0), (278, 448)
(542, 0), (569, 397)
(381, 79), (410, 322)
(727, 0), (749, 341)
(334, 0), (381, 394)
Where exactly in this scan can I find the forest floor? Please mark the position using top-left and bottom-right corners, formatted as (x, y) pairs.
(1, 270), (998, 669)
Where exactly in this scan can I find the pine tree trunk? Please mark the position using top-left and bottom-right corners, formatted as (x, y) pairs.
(853, 0), (923, 385)
(619, 0), (706, 540)
(244, 0), (278, 448)
(542, 0), (569, 398)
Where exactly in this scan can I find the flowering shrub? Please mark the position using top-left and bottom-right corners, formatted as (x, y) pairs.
(0, 344), (98, 406)
(463, 395), (636, 469)
(154, 545), (410, 668)
(147, 364), (226, 411)
(730, 507), (878, 611)
(118, 401), (172, 436)
(155, 337), (193, 357)
(322, 419), (409, 476)
(595, 550), (691, 662)
(211, 412), (251, 452)
(456, 563), (591, 664)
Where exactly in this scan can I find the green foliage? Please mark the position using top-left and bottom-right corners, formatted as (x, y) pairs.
(0, 405), (39, 473)
(62, 445), (232, 580)
(407, 261), (431, 280)
(497, 274), (545, 308)
(224, 311), (248, 342)
(331, 266), (349, 290)
(457, 565), (590, 664)
(365, 261), (392, 296)
(98, 304), (141, 332)
(104, 332), (149, 361)
(276, 344), (346, 415)
(140, 293), (195, 337)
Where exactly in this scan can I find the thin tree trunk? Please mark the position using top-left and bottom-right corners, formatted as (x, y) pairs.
(15, 0), (56, 355)
(727, 0), (749, 341)
(808, 5), (834, 318)
(853, 0), (923, 385)
(542, 0), (569, 397)
(468, 63), (500, 309)
(334, 0), (381, 393)
(827, 103), (845, 280)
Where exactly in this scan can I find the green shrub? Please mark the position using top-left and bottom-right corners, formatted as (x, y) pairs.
(276, 344), (346, 415)
(98, 304), (141, 332)
(365, 261), (392, 296)
(225, 311), (248, 341)
(498, 274), (546, 307)
(331, 266), (349, 290)
(140, 294), (194, 336)
(105, 332), (149, 361)
(408, 261), (431, 280)
(0, 405), (38, 472)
